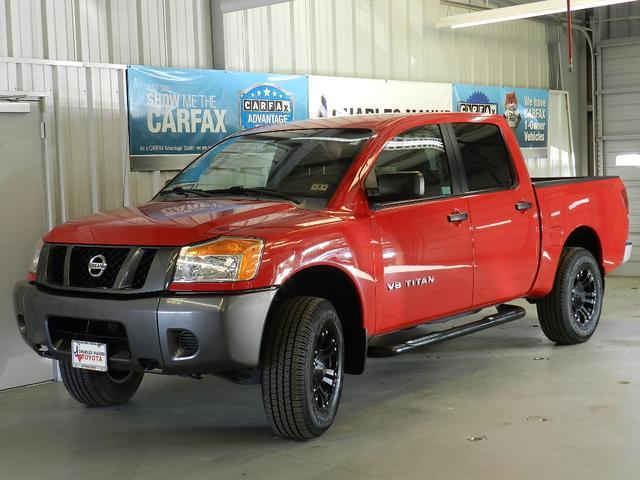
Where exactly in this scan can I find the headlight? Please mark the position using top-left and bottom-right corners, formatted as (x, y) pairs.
(173, 237), (264, 283)
(28, 239), (44, 279)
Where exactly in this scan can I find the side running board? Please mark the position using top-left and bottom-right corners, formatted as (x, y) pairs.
(367, 304), (526, 357)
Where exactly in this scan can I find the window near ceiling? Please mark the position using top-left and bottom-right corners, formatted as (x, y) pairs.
(451, 122), (515, 192)
(616, 154), (640, 167)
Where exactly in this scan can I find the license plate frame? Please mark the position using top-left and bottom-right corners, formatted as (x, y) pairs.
(71, 340), (108, 372)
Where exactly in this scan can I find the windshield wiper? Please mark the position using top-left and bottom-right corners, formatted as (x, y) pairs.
(206, 186), (301, 204)
(159, 186), (214, 198)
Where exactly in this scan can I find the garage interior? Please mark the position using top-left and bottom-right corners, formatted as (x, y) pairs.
(1, 0), (639, 478)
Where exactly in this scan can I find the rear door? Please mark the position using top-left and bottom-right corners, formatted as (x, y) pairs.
(448, 122), (539, 307)
(367, 123), (474, 333)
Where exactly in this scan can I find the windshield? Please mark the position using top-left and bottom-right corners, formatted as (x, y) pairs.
(157, 128), (373, 208)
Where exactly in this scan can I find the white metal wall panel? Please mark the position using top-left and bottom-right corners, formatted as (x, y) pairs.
(598, 37), (640, 276)
(0, 0), (215, 225)
(0, 0), (551, 229)
(598, 3), (640, 40)
(0, 0), (213, 67)
(224, 0), (550, 88)
(45, 0), (77, 61)
(0, 59), (161, 225)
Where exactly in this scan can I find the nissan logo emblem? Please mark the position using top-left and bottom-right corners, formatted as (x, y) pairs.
(88, 254), (108, 278)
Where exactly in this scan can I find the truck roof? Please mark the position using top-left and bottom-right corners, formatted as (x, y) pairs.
(241, 112), (503, 134)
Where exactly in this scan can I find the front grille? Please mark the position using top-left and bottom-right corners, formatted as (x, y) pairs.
(132, 249), (156, 289)
(48, 316), (131, 359)
(42, 244), (159, 291)
(69, 247), (129, 288)
(46, 245), (66, 285)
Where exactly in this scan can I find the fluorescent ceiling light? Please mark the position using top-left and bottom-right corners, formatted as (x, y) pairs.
(436, 0), (637, 28)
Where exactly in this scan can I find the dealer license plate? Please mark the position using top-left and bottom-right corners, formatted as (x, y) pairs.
(71, 340), (108, 372)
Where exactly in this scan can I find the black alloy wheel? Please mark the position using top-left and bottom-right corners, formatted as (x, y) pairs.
(537, 247), (604, 344)
(571, 268), (598, 328)
(261, 296), (345, 440)
(311, 324), (341, 416)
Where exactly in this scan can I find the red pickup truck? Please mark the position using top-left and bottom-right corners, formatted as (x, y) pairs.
(13, 113), (631, 439)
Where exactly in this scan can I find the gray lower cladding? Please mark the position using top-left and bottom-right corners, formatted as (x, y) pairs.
(13, 281), (277, 374)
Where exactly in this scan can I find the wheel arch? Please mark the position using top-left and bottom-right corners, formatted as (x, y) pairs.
(529, 225), (605, 299)
(265, 264), (368, 374)
(563, 226), (603, 272)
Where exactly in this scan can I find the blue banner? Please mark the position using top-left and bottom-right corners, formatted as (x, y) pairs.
(452, 84), (548, 149)
(127, 66), (308, 161)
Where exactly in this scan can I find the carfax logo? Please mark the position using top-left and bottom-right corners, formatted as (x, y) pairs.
(239, 84), (294, 129)
(458, 91), (498, 114)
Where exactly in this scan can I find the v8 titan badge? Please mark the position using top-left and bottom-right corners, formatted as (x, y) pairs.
(239, 84), (294, 129)
(72, 340), (108, 372)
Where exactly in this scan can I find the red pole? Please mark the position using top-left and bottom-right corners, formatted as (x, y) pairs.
(567, 0), (573, 72)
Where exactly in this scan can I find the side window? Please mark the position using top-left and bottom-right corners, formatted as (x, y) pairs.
(451, 122), (515, 192)
(366, 124), (453, 204)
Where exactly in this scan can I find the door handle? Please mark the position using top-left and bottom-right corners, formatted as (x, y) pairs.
(448, 211), (469, 223)
(515, 201), (532, 211)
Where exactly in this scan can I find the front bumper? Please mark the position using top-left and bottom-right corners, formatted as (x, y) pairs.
(12, 281), (277, 374)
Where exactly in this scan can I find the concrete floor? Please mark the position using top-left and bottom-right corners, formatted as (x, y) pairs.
(1, 276), (640, 480)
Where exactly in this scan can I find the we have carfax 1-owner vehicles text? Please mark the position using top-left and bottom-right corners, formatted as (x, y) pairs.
(14, 113), (631, 439)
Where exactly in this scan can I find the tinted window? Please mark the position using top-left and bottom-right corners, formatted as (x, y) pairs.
(366, 124), (453, 203)
(452, 123), (514, 192)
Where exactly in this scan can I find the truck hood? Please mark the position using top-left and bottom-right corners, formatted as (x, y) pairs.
(44, 199), (309, 246)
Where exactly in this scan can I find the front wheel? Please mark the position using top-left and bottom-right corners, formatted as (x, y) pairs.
(261, 296), (345, 440)
(60, 361), (144, 407)
(537, 247), (604, 345)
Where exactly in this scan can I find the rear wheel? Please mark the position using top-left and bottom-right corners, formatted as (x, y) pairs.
(537, 247), (604, 344)
(60, 361), (144, 407)
(261, 296), (345, 440)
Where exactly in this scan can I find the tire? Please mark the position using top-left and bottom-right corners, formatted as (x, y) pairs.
(261, 296), (345, 440)
(60, 361), (144, 407)
(537, 247), (604, 345)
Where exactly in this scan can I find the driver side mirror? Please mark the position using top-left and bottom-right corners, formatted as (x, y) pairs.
(373, 171), (425, 203)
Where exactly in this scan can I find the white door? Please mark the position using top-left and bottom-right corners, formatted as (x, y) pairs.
(0, 101), (55, 390)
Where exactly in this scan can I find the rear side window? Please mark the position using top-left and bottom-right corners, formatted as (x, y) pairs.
(451, 123), (515, 192)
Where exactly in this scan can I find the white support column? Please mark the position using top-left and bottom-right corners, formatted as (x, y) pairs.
(211, 0), (227, 70)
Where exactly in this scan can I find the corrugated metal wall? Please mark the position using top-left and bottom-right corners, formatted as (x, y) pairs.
(0, 0), (213, 67)
(0, 0), (212, 226)
(224, 0), (550, 89)
(595, 4), (640, 275)
(1, 0), (552, 227)
(597, 3), (640, 40)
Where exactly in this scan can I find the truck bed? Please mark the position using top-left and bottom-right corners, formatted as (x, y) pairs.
(526, 174), (628, 297)
(531, 176), (619, 188)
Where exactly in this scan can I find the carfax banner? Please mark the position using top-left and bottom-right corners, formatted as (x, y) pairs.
(308, 76), (452, 118)
(127, 66), (308, 170)
(452, 84), (548, 149)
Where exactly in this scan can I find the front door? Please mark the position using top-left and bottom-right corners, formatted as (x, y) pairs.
(366, 123), (474, 334)
(0, 101), (55, 390)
